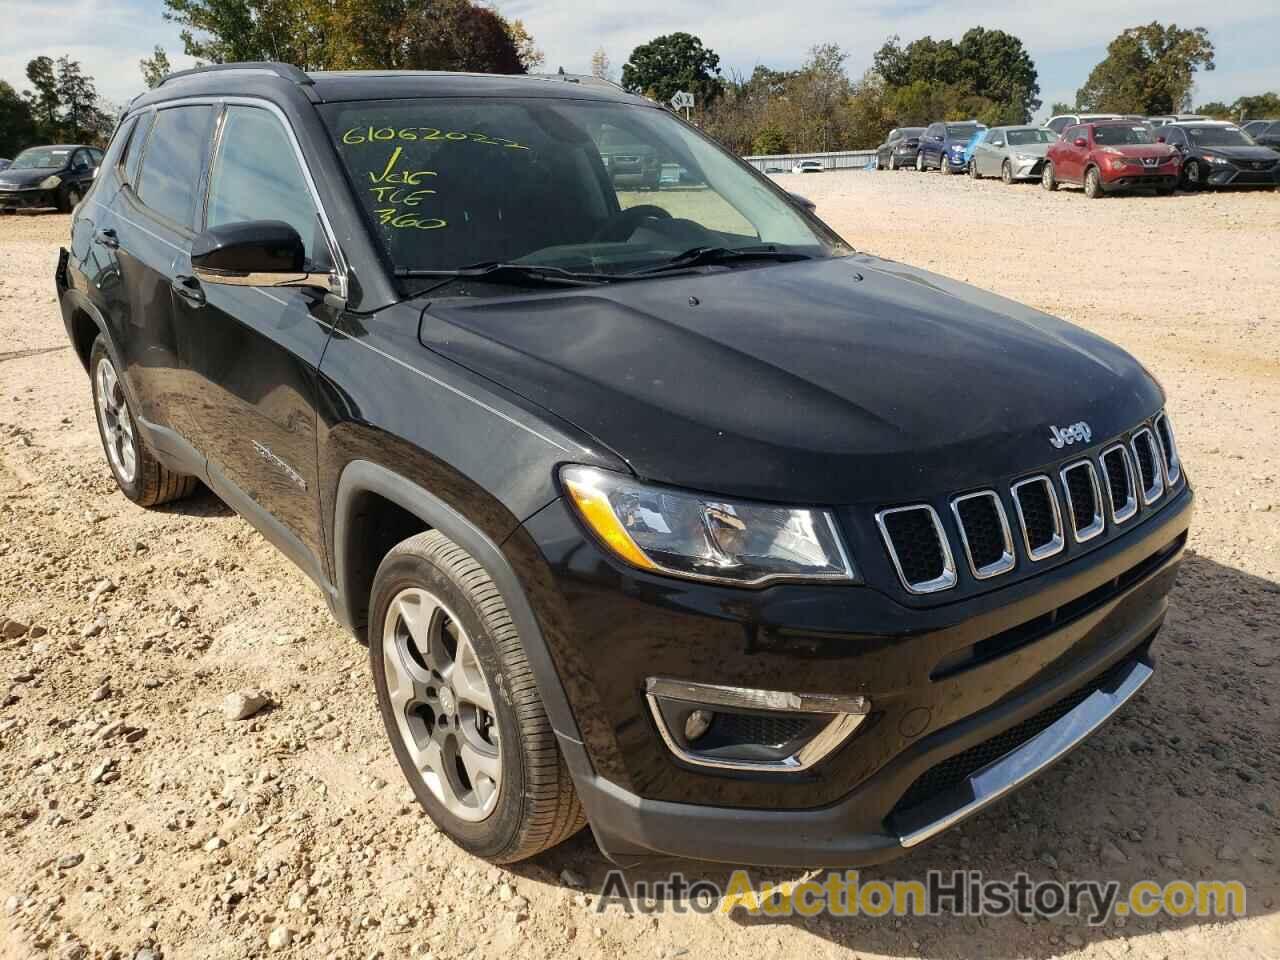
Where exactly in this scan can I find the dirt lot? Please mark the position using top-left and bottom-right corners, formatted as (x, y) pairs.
(2, 172), (1278, 960)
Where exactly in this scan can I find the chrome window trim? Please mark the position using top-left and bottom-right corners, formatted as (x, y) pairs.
(875, 504), (958, 594)
(1100, 444), (1138, 524)
(1130, 427), (1166, 505)
(1010, 475), (1065, 561)
(123, 95), (349, 301)
(644, 678), (869, 773)
(949, 490), (1016, 579)
(1153, 412), (1181, 487)
(1059, 459), (1106, 543)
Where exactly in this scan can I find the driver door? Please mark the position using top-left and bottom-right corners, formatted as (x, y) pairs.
(978, 132), (1003, 176)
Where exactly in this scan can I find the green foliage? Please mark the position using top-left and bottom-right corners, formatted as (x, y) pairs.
(1195, 101), (1233, 120)
(25, 56), (60, 132)
(1050, 101), (1075, 115)
(0, 80), (38, 157)
(621, 32), (722, 107)
(15, 55), (110, 145)
(1076, 22), (1214, 114)
(140, 46), (173, 89)
(1230, 91), (1280, 119)
(160, 0), (532, 73)
(751, 127), (788, 155)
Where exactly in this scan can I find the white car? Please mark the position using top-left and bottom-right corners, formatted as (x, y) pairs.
(792, 160), (823, 174)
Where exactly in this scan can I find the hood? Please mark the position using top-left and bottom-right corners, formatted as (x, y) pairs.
(1101, 144), (1178, 160)
(1007, 142), (1050, 158)
(1196, 144), (1279, 161)
(416, 256), (1162, 505)
(0, 168), (58, 188)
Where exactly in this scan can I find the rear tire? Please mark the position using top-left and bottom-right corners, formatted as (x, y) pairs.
(1084, 166), (1103, 199)
(89, 337), (198, 507)
(369, 530), (586, 863)
(1041, 161), (1058, 192)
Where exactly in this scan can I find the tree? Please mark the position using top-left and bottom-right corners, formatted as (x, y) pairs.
(502, 17), (543, 72)
(622, 32), (722, 107)
(590, 47), (611, 81)
(0, 81), (38, 157)
(140, 46), (173, 89)
(1050, 101), (1074, 115)
(1076, 22), (1214, 114)
(55, 57), (101, 142)
(1195, 101), (1233, 119)
(956, 27), (1040, 121)
(24, 56), (60, 137)
(1231, 91), (1280, 120)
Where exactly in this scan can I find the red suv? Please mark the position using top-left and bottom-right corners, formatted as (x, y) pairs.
(1042, 121), (1180, 197)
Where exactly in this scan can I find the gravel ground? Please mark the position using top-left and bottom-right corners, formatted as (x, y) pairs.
(1, 170), (1278, 960)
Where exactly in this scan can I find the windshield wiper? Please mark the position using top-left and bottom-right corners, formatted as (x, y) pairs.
(623, 245), (812, 277)
(395, 262), (610, 290)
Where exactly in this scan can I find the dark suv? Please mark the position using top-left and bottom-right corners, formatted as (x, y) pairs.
(0, 143), (103, 211)
(57, 63), (1192, 868)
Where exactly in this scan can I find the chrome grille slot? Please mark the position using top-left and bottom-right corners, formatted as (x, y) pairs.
(1060, 460), (1105, 542)
(1154, 413), (1181, 486)
(951, 491), (1015, 579)
(1131, 428), (1165, 504)
(1101, 444), (1138, 524)
(1011, 476), (1064, 561)
(876, 505), (957, 594)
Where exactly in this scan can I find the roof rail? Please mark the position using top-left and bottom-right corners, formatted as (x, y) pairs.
(158, 61), (313, 88)
(528, 71), (630, 95)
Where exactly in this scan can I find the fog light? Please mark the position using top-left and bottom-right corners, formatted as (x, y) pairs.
(684, 709), (714, 741)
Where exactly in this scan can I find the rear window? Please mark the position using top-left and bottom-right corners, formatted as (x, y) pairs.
(136, 105), (214, 228)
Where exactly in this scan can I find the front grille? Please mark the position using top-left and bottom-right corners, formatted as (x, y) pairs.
(1061, 461), (1104, 542)
(951, 492), (1015, 578)
(1101, 444), (1138, 523)
(1011, 477), (1064, 561)
(1131, 428), (1165, 504)
(1142, 157), (1159, 167)
(877, 505), (956, 594)
(890, 677), (1102, 816)
(1154, 413), (1181, 485)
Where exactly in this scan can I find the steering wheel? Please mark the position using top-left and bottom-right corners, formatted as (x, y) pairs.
(592, 204), (672, 243)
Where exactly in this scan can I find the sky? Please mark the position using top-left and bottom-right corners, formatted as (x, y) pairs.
(2, 0), (1278, 120)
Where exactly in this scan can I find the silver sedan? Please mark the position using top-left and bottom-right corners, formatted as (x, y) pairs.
(970, 126), (1058, 183)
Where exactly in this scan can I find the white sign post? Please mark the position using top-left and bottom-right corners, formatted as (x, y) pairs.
(670, 90), (695, 120)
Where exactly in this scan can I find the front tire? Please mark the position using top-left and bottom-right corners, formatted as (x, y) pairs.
(916, 152), (925, 172)
(59, 185), (83, 213)
(370, 530), (585, 863)
(1041, 161), (1058, 191)
(1084, 166), (1103, 199)
(888, 155), (897, 171)
(1001, 161), (1014, 185)
(89, 337), (197, 507)
(969, 159), (980, 179)
(1182, 160), (1202, 190)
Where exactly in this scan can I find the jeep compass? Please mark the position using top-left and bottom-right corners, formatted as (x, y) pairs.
(56, 63), (1192, 866)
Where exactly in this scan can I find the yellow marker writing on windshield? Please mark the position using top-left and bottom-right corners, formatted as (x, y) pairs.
(368, 147), (436, 185)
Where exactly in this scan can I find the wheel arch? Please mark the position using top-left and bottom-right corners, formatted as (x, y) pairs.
(60, 288), (109, 372)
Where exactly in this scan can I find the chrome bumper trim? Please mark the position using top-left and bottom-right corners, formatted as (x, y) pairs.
(899, 659), (1153, 848)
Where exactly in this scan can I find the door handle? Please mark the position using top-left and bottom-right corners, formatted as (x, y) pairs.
(94, 228), (119, 249)
(172, 274), (206, 308)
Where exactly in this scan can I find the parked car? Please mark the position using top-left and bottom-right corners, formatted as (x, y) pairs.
(1158, 121), (1280, 190)
(0, 144), (103, 212)
(969, 126), (1057, 182)
(1240, 119), (1277, 138)
(598, 130), (660, 190)
(58, 62), (1191, 869)
(1146, 114), (1208, 128)
(875, 127), (925, 170)
(1042, 113), (1122, 137)
(1249, 121), (1280, 150)
(1042, 120), (1180, 197)
(792, 159), (823, 173)
(917, 120), (986, 173)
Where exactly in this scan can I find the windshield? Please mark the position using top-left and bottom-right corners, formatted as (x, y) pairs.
(11, 147), (71, 170)
(1093, 125), (1156, 146)
(945, 124), (980, 139)
(320, 98), (847, 286)
(1184, 126), (1254, 147)
(1006, 129), (1056, 146)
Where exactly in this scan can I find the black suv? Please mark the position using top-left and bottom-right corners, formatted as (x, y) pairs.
(57, 63), (1192, 867)
(0, 143), (103, 211)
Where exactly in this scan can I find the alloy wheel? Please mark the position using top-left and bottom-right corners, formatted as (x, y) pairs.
(1185, 161), (1201, 188)
(94, 357), (137, 483)
(1002, 161), (1013, 184)
(382, 587), (502, 822)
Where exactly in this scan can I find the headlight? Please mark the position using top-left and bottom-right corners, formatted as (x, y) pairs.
(39, 175), (62, 189)
(1204, 155), (1231, 165)
(1015, 153), (1036, 162)
(560, 466), (857, 586)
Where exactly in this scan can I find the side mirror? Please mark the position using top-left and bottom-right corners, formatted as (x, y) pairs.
(191, 221), (317, 288)
(788, 192), (816, 212)
(1073, 137), (1088, 148)
(932, 134), (943, 142)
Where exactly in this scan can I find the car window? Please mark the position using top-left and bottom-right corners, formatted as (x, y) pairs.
(206, 105), (324, 265)
(89, 148), (104, 166)
(136, 105), (214, 229)
(122, 113), (154, 188)
(988, 133), (1004, 147)
(1162, 128), (1184, 146)
(1184, 125), (1253, 147)
(70, 150), (90, 171)
(1093, 124), (1155, 146)
(1047, 118), (1067, 135)
(1064, 126), (1087, 143)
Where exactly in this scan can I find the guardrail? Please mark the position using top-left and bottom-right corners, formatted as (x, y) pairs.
(742, 149), (877, 173)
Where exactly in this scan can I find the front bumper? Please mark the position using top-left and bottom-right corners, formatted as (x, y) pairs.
(0, 187), (57, 210)
(1100, 166), (1179, 191)
(522, 479), (1192, 867)
(1009, 157), (1046, 180)
(1202, 162), (1280, 187)
(944, 153), (969, 170)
